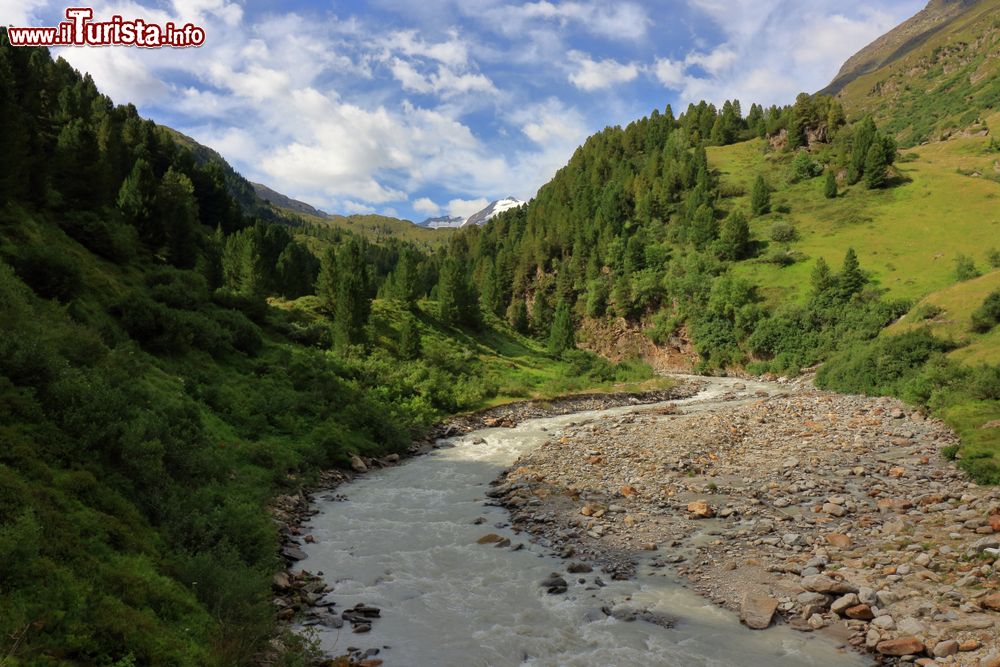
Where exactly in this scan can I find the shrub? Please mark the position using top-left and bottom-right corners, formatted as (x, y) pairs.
(816, 329), (954, 396)
(954, 254), (981, 281)
(763, 248), (797, 266)
(986, 247), (1000, 269)
(12, 245), (82, 301)
(769, 221), (797, 243)
(147, 268), (210, 310)
(59, 211), (136, 263)
(971, 290), (1000, 333)
(789, 151), (821, 182)
(913, 303), (943, 321)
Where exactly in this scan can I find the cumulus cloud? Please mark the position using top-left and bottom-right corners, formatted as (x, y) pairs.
(479, 1), (651, 41)
(567, 51), (639, 91)
(652, 58), (685, 89)
(447, 198), (490, 219)
(669, 0), (922, 106)
(413, 197), (440, 216)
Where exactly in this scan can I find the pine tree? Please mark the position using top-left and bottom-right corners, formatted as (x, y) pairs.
(316, 247), (338, 312)
(530, 290), (551, 336)
(689, 204), (718, 249)
(837, 248), (866, 300)
(478, 257), (501, 316)
(332, 238), (371, 348)
(750, 175), (771, 216)
(506, 298), (529, 334)
(548, 299), (575, 355)
(437, 256), (478, 328)
(398, 314), (421, 360)
(849, 117), (877, 184)
(824, 170), (838, 199)
(155, 167), (199, 268)
(864, 135), (895, 189)
(117, 158), (158, 242)
(718, 210), (751, 260)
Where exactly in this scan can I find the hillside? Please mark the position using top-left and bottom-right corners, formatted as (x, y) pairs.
(824, 0), (1000, 145)
(0, 34), (657, 665)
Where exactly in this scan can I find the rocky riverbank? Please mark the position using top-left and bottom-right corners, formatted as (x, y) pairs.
(491, 383), (1000, 666)
(262, 381), (700, 666)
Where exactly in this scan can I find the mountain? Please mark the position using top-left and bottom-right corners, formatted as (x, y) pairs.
(251, 182), (328, 217)
(821, 0), (978, 96)
(418, 215), (465, 229)
(462, 197), (524, 227)
(821, 0), (1000, 145)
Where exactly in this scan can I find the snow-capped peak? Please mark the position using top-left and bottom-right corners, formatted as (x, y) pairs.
(462, 197), (524, 227)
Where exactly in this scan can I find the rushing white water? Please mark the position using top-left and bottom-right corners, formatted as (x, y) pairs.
(295, 378), (872, 667)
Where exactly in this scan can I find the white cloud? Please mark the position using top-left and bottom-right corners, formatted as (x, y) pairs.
(567, 51), (639, 91)
(413, 197), (440, 216)
(685, 46), (737, 76)
(672, 1), (923, 106)
(652, 58), (685, 89)
(341, 200), (376, 214)
(447, 198), (489, 219)
(1, 0), (50, 25)
(384, 29), (469, 68)
(481, 1), (651, 41)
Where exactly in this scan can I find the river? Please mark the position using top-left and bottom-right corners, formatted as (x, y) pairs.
(294, 377), (872, 666)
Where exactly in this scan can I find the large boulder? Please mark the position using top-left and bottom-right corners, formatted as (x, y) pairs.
(740, 594), (778, 630)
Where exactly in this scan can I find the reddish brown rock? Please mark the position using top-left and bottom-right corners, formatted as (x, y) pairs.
(687, 500), (715, 519)
(876, 636), (925, 656)
(826, 533), (852, 549)
(845, 603), (875, 620)
(982, 591), (1000, 611)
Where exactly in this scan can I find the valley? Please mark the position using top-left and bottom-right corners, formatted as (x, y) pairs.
(1, 0), (999, 665)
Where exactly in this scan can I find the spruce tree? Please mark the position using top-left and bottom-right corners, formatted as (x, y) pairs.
(750, 175), (771, 216)
(316, 247), (338, 312)
(837, 248), (866, 300)
(398, 314), (421, 360)
(506, 298), (529, 334)
(849, 117), (877, 184)
(864, 135), (895, 189)
(531, 290), (551, 336)
(718, 210), (751, 260)
(332, 238), (371, 348)
(155, 167), (199, 268)
(824, 170), (838, 199)
(548, 299), (575, 355)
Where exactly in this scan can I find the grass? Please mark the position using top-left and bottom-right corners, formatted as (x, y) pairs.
(709, 131), (1000, 306)
(886, 269), (1000, 365)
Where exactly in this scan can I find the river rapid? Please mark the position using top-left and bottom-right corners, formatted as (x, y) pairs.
(294, 377), (873, 667)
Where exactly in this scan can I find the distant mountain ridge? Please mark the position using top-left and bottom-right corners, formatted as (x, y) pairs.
(463, 197), (524, 227)
(416, 197), (525, 229)
(251, 182), (328, 217)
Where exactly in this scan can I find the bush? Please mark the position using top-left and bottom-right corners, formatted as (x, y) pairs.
(971, 290), (1000, 333)
(12, 245), (82, 301)
(913, 303), (943, 321)
(986, 247), (1000, 269)
(763, 248), (797, 266)
(789, 151), (821, 182)
(816, 329), (954, 396)
(769, 221), (797, 243)
(954, 254), (981, 281)
(59, 211), (136, 263)
(148, 268), (210, 310)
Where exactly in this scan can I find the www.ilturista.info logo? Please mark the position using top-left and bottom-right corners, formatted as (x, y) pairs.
(7, 7), (206, 47)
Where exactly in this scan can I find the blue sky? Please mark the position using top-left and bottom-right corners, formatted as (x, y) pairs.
(7, 0), (924, 221)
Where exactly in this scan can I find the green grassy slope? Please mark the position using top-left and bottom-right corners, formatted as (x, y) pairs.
(830, 0), (1000, 145)
(710, 123), (1000, 305)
